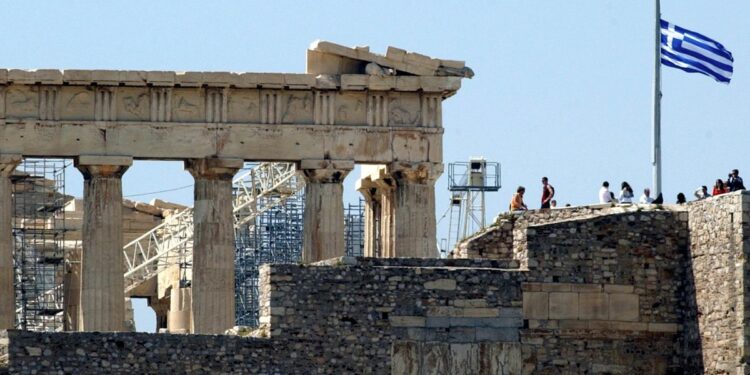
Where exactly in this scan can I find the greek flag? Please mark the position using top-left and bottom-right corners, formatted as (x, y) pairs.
(661, 19), (733, 84)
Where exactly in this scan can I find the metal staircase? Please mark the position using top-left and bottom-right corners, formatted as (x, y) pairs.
(122, 162), (303, 294)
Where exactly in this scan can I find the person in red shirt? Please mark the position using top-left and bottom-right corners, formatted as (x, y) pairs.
(541, 177), (555, 209)
(713, 179), (728, 196)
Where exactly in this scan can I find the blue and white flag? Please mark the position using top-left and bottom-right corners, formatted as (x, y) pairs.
(660, 19), (733, 84)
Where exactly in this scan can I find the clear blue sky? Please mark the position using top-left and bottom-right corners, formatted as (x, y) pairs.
(3, 1), (747, 331)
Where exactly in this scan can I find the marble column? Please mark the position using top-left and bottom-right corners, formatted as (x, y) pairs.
(168, 286), (192, 333)
(75, 155), (132, 332)
(376, 177), (396, 258)
(389, 162), (443, 258)
(185, 158), (242, 334)
(63, 245), (81, 331)
(148, 297), (170, 331)
(0, 154), (21, 330)
(356, 178), (380, 257)
(300, 160), (353, 263)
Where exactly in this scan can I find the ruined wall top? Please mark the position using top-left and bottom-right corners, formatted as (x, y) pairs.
(0, 41), (469, 95)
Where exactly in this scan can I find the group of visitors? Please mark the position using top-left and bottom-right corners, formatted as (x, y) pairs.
(509, 170), (745, 212)
(510, 177), (555, 211)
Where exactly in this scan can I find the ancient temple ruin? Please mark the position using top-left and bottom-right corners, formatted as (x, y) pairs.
(3, 41), (749, 375)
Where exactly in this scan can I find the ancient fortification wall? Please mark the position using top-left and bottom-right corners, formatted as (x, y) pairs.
(2, 192), (749, 374)
(684, 192), (750, 373)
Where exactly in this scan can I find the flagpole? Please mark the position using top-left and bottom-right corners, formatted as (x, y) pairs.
(652, 0), (662, 196)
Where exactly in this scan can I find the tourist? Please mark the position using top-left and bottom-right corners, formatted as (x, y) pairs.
(653, 193), (664, 204)
(640, 188), (655, 204)
(510, 186), (528, 211)
(728, 169), (745, 191)
(693, 186), (711, 200)
(599, 181), (612, 203)
(676, 192), (687, 204)
(540, 177), (555, 209)
(619, 181), (634, 203)
(713, 179), (728, 196)
(550, 199), (557, 208)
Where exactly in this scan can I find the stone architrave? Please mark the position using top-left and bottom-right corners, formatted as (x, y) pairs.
(185, 158), (242, 335)
(300, 159), (353, 263)
(75, 155), (132, 332)
(0, 154), (21, 330)
(388, 162), (443, 258)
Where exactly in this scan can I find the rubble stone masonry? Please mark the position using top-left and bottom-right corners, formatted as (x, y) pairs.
(1, 192), (749, 374)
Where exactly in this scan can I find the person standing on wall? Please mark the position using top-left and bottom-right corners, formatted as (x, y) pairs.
(541, 177), (555, 209)
(728, 169), (745, 192)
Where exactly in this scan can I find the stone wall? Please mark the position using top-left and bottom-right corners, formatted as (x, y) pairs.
(520, 210), (689, 373)
(2, 259), (525, 374)
(684, 191), (750, 373)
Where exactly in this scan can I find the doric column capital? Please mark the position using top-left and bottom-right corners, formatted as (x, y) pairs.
(299, 159), (353, 183)
(185, 158), (243, 180)
(0, 154), (22, 177)
(387, 162), (443, 185)
(75, 155), (132, 179)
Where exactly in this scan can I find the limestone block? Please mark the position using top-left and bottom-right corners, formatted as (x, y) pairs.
(118, 71), (148, 86)
(256, 73), (284, 89)
(423, 343), (451, 374)
(341, 75), (368, 91)
(146, 71), (175, 86)
(453, 299), (488, 308)
(391, 341), (420, 375)
(62, 69), (94, 85)
(450, 343), (480, 375)
(579, 292), (609, 320)
(603, 284), (634, 293)
(453, 308), (499, 318)
(368, 76), (395, 91)
(283, 74), (315, 89)
(571, 284), (602, 292)
(540, 283), (572, 292)
(558, 319), (589, 329)
(522, 292), (548, 320)
(424, 278), (456, 290)
(420, 76), (462, 92)
(548, 292), (579, 320)
(395, 76), (420, 91)
(475, 328), (519, 342)
(8, 69), (40, 84)
(90, 70), (121, 85)
(608, 293), (639, 321)
(648, 323), (679, 332)
(479, 342), (522, 375)
(202, 72), (234, 87)
(389, 316), (425, 327)
(0, 69), (7, 84)
(386, 46), (407, 62)
(440, 59), (466, 69)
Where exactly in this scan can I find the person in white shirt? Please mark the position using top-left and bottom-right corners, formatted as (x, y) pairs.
(640, 188), (655, 204)
(619, 181), (634, 203)
(693, 186), (711, 200)
(599, 181), (612, 203)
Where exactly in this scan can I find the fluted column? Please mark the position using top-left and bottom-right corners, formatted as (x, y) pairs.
(389, 162), (443, 258)
(168, 286), (192, 333)
(0, 154), (21, 330)
(75, 155), (132, 332)
(300, 160), (353, 263)
(185, 158), (242, 334)
(356, 178), (380, 257)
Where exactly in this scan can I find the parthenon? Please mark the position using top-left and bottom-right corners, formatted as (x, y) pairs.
(0, 41), (470, 335)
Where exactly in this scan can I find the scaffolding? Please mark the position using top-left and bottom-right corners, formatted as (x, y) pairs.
(12, 158), (69, 332)
(233, 191), (365, 326)
(344, 199), (365, 257)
